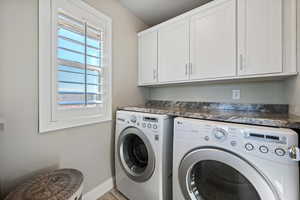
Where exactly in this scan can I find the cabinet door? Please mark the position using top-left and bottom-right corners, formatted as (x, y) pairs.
(158, 19), (190, 83)
(238, 0), (282, 76)
(138, 31), (158, 85)
(190, 0), (236, 80)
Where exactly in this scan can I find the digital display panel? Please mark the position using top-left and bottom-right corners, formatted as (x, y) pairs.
(143, 117), (158, 122)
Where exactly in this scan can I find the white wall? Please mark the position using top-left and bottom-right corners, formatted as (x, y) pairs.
(150, 81), (287, 104)
(285, 0), (300, 116)
(83, 0), (149, 111)
(0, 0), (148, 197)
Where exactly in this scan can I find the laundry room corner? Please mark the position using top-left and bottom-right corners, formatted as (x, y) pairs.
(1, 0), (300, 199)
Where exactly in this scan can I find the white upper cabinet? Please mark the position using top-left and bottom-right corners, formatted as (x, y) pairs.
(158, 19), (190, 83)
(190, 0), (236, 80)
(238, 0), (283, 76)
(137, 0), (296, 86)
(138, 31), (158, 85)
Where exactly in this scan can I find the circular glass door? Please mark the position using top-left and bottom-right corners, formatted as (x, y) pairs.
(179, 148), (279, 200)
(189, 160), (260, 200)
(118, 127), (155, 182)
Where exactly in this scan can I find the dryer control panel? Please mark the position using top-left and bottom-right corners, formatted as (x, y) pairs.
(211, 124), (299, 163)
(175, 117), (299, 164)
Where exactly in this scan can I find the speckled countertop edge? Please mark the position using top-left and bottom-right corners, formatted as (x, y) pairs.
(118, 101), (300, 130)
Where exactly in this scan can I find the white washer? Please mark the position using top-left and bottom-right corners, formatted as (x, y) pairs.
(173, 117), (299, 200)
(115, 111), (173, 200)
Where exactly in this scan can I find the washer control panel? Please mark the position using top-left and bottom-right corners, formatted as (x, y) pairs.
(175, 118), (299, 163)
(241, 131), (290, 159)
(117, 112), (160, 131)
(191, 125), (298, 162)
(208, 125), (298, 163)
(142, 117), (159, 130)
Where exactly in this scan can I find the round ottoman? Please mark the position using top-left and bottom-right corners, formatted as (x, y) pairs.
(5, 169), (83, 200)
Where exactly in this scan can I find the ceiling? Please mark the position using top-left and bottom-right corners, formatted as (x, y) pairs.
(119, 0), (213, 26)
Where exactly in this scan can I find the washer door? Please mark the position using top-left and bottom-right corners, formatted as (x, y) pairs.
(118, 127), (155, 182)
(179, 148), (279, 200)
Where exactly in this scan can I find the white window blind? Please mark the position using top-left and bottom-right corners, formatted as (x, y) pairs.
(57, 12), (104, 108)
(39, 0), (112, 132)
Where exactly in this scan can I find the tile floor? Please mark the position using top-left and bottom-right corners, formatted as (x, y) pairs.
(98, 189), (127, 200)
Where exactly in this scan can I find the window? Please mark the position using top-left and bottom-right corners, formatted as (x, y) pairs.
(57, 13), (103, 107)
(39, 0), (112, 132)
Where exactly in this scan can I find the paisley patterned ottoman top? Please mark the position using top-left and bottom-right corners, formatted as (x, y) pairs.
(5, 169), (83, 200)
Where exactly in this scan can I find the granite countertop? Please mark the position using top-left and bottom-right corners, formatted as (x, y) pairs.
(119, 101), (300, 129)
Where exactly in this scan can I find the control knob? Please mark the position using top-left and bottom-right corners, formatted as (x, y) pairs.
(213, 128), (227, 140)
(275, 148), (285, 157)
(259, 146), (269, 154)
(130, 115), (137, 123)
(245, 143), (254, 151)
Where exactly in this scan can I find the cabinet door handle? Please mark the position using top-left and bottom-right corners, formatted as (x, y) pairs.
(239, 54), (244, 71)
(185, 64), (188, 75)
(153, 69), (157, 80)
(189, 63), (193, 75)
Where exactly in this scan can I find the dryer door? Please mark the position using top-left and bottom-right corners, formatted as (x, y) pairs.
(179, 148), (279, 200)
(118, 127), (156, 182)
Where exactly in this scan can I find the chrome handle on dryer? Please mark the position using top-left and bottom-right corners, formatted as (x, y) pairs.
(288, 145), (300, 161)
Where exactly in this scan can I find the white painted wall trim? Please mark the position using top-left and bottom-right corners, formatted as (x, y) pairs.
(83, 178), (114, 200)
(39, 0), (113, 133)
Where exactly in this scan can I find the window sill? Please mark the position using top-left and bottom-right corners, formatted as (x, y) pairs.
(39, 117), (112, 133)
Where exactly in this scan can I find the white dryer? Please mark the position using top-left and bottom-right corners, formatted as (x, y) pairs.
(173, 117), (299, 200)
(115, 111), (173, 200)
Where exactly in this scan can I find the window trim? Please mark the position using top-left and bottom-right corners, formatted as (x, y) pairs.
(39, 0), (112, 133)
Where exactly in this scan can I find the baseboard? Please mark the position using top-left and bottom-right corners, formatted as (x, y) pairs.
(83, 177), (114, 200)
